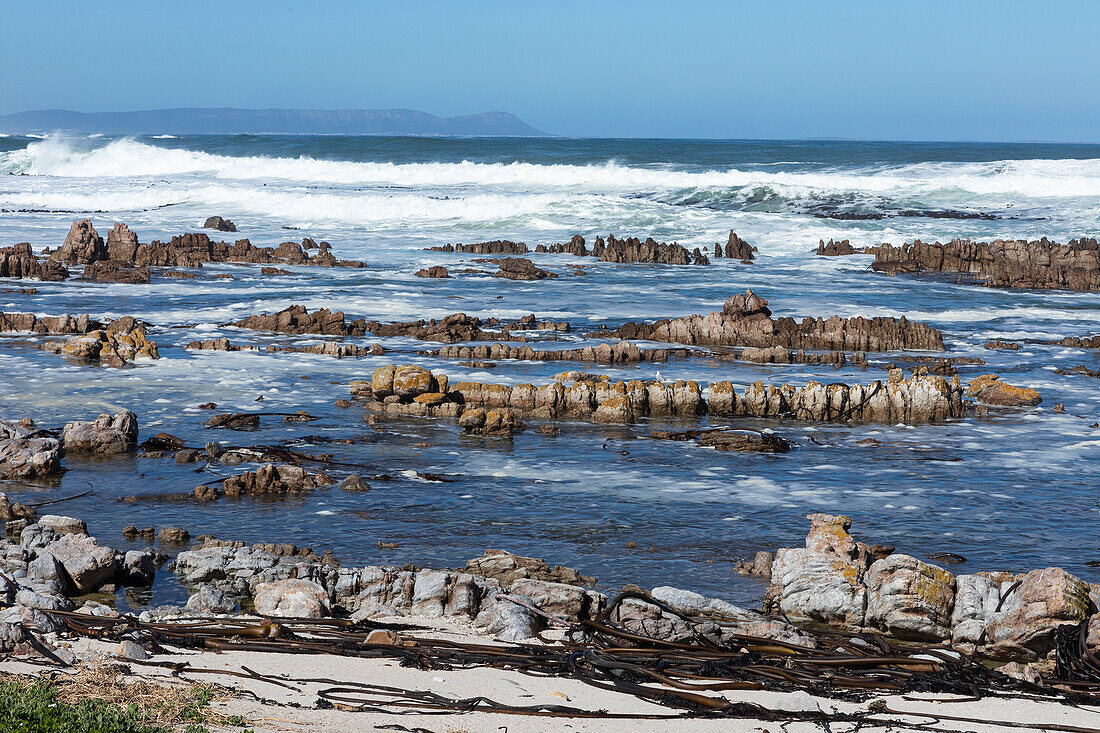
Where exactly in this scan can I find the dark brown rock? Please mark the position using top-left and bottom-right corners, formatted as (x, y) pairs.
(0, 243), (69, 281)
(427, 240), (529, 254)
(51, 219), (107, 264)
(204, 216), (237, 232)
(494, 258), (558, 281)
(605, 289), (944, 352)
(872, 238), (1100, 291)
(81, 261), (151, 284)
(816, 239), (857, 256)
(721, 231), (754, 260)
(231, 305), (367, 336)
(415, 265), (450, 278)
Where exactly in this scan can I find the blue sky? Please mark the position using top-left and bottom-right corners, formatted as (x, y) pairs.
(2, 0), (1098, 141)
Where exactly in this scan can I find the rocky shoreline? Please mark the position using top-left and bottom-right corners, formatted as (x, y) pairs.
(0, 503), (1095, 677)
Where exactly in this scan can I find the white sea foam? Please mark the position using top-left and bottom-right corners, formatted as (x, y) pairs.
(5, 136), (1100, 200)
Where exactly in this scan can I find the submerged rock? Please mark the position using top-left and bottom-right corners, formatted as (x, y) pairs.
(415, 265), (450, 278)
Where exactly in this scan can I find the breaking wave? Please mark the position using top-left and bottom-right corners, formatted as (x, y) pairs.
(4, 136), (1100, 201)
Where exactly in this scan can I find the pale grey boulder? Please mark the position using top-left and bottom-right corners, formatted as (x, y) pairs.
(864, 554), (956, 641)
(61, 410), (138, 454)
(44, 533), (118, 593)
(951, 573), (1005, 646)
(186, 585), (236, 614)
(253, 578), (330, 618)
(984, 567), (1093, 658)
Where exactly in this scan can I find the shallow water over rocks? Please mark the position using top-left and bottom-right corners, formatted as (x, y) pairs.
(0, 134), (1098, 608)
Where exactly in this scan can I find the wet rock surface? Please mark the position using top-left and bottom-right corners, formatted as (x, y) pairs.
(195, 463), (334, 502)
(604, 290), (945, 352)
(28, 219), (366, 272)
(80, 260), (151, 283)
(428, 240), (529, 255)
(966, 374), (1042, 407)
(815, 238), (859, 256)
(415, 265), (450, 278)
(61, 410), (139, 455)
(536, 233), (711, 265)
(186, 336), (382, 359)
(433, 341), (689, 364)
(0, 243), (69, 281)
(712, 230), (755, 260)
(40, 317), (159, 365)
(203, 216), (237, 232)
(355, 362), (962, 425)
(0, 422), (63, 479)
(51, 219), (108, 265)
(494, 257), (558, 281)
(872, 237), (1100, 291)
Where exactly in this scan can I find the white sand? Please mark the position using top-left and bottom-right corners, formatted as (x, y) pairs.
(3, 615), (1098, 733)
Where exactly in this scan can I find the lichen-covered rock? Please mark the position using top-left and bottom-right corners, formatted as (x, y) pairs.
(770, 548), (867, 630)
(392, 365), (437, 400)
(369, 365), (396, 399)
(966, 374), (1042, 407)
(43, 318), (158, 366)
(767, 514), (869, 630)
(460, 407), (526, 435)
(865, 554), (956, 640)
(253, 578), (330, 618)
(984, 567), (1093, 658)
(61, 410), (138, 454)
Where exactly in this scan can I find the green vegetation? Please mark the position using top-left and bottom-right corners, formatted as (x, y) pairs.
(0, 674), (253, 733)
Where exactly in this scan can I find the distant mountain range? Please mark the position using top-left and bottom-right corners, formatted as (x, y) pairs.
(0, 108), (547, 136)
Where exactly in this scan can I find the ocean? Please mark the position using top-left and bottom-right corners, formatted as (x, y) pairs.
(1, 133), (1098, 607)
